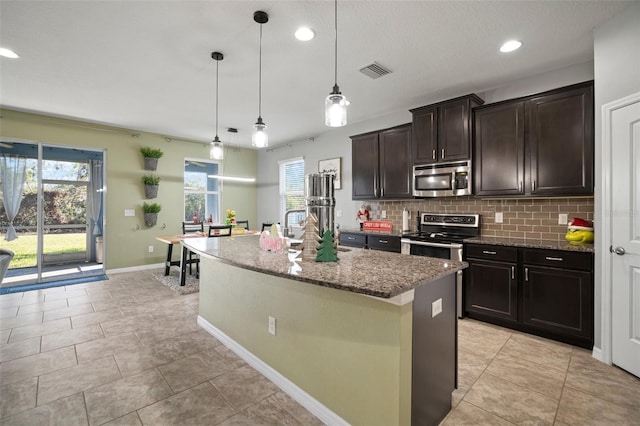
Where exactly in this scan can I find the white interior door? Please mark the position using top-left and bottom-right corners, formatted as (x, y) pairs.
(610, 93), (640, 378)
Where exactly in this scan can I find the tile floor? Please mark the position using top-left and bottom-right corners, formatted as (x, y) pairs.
(1, 269), (639, 425)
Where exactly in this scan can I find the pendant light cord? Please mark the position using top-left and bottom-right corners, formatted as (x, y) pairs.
(258, 23), (263, 119)
(215, 58), (219, 138)
(334, 0), (338, 87)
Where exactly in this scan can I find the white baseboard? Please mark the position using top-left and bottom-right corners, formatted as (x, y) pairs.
(197, 315), (349, 426)
(106, 263), (164, 275)
(591, 346), (608, 364)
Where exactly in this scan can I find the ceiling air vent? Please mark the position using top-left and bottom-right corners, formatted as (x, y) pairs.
(359, 62), (392, 79)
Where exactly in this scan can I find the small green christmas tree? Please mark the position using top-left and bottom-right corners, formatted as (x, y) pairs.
(316, 229), (339, 262)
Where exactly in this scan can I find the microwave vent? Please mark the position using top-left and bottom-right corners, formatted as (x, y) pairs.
(359, 62), (392, 79)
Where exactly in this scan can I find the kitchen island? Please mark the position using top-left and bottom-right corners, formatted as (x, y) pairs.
(183, 235), (467, 426)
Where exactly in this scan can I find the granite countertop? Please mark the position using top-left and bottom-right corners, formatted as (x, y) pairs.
(464, 236), (594, 253)
(182, 235), (466, 299)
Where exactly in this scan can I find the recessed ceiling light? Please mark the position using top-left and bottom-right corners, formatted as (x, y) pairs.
(500, 40), (522, 53)
(295, 27), (315, 41)
(0, 47), (19, 59)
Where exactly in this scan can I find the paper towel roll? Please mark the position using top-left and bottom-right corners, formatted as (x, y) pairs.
(402, 209), (410, 232)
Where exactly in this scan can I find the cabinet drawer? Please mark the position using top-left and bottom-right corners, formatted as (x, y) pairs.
(523, 248), (592, 271)
(465, 244), (518, 262)
(368, 235), (401, 253)
(339, 232), (366, 248)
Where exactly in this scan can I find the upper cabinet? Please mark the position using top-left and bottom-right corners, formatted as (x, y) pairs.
(351, 124), (412, 200)
(411, 95), (484, 164)
(474, 81), (594, 197)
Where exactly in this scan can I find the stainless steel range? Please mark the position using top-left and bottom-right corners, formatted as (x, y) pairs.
(401, 213), (480, 318)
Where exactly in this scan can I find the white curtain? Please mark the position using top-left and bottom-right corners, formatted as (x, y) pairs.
(88, 160), (103, 236)
(0, 154), (27, 241)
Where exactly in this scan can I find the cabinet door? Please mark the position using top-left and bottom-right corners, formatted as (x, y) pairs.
(351, 133), (379, 200)
(527, 83), (594, 195)
(367, 235), (401, 252)
(522, 265), (592, 341)
(474, 102), (525, 196)
(465, 259), (518, 322)
(379, 125), (412, 198)
(339, 232), (366, 248)
(439, 99), (471, 161)
(411, 106), (438, 164)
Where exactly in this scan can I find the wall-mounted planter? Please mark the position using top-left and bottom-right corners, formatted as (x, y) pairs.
(144, 213), (158, 227)
(140, 147), (164, 171)
(144, 184), (158, 199)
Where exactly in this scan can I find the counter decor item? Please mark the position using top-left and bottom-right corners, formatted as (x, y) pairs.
(142, 202), (161, 227)
(259, 224), (286, 254)
(225, 209), (236, 226)
(316, 229), (339, 262)
(142, 175), (159, 199)
(363, 221), (392, 232)
(565, 217), (594, 243)
(302, 213), (321, 260)
(140, 147), (164, 171)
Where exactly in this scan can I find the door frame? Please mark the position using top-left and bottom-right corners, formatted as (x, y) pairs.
(596, 90), (640, 364)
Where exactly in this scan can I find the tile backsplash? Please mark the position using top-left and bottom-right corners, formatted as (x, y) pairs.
(366, 197), (594, 241)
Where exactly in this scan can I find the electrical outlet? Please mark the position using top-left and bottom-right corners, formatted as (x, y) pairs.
(268, 316), (276, 336)
(124, 209), (135, 217)
(381, 210), (387, 218)
(558, 213), (568, 225)
(495, 212), (503, 224)
(148, 245), (154, 253)
(336, 209), (342, 218)
(432, 298), (442, 318)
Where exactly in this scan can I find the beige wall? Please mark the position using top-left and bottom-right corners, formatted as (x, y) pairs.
(366, 197), (594, 241)
(199, 258), (413, 426)
(0, 109), (257, 269)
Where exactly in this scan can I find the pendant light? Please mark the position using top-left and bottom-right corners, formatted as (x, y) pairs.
(325, 0), (348, 127)
(210, 51), (224, 160)
(252, 11), (269, 148)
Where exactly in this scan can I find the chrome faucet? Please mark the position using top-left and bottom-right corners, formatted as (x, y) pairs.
(284, 209), (306, 238)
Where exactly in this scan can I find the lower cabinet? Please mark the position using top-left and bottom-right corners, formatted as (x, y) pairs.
(464, 244), (594, 348)
(339, 231), (401, 253)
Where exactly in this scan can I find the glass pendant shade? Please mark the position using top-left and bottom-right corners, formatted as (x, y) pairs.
(252, 118), (268, 148)
(325, 91), (348, 127)
(210, 139), (223, 160)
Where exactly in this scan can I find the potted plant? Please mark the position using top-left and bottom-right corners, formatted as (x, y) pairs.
(143, 202), (161, 227)
(142, 175), (160, 199)
(140, 147), (164, 171)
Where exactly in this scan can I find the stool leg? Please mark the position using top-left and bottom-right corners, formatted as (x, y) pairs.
(180, 246), (188, 286)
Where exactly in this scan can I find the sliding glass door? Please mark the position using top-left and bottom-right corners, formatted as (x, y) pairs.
(0, 141), (105, 289)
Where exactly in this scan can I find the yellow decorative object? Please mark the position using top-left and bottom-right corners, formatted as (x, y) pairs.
(565, 228), (594, 244)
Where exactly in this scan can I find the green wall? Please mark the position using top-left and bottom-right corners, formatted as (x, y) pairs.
(0, 109), (257, 269)
(199, 258), (413, 425)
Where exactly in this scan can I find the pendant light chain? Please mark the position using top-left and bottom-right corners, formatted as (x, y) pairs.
(334, 0), (338, 88)
(215, 56), (219, 138)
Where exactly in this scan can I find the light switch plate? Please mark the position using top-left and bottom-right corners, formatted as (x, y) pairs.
(558, 213), (568, 225)
(432, 298), (442, 318)
(381, 210), (387, 218)
(148, 245), (154, 253)
(268, 316), (276, 336)
(124, 209), (135, 217)
(495, 212), (503, 223)
(336, 210), (342, 218)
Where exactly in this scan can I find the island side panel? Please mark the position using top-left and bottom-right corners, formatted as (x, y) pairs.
(199, 257), (413, 426)
(411, 274), (456, 425)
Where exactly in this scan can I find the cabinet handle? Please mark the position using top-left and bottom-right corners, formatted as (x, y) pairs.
(379, 239), (388, 244)
(441, 148), (445, 159)
(381, 187), (384, 198)
(347, 237), (356, 240)
(482, 250), (497, 255)
(511, 266), (515, 280)
(519, 181), (522, 192)
(545, 256), (563, 262)
(525, 267), (529, 281)
(432, 150), (436, 160)
(532, 179), (536, 192)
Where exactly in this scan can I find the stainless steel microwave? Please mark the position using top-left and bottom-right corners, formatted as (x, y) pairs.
(413, 161), (472, 197)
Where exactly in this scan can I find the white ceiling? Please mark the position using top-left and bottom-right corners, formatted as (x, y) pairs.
(0, 1), (631, 148)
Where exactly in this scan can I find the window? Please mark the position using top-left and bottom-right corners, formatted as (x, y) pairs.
(184, 159), (220, 223)
(279, 157), (305, 228)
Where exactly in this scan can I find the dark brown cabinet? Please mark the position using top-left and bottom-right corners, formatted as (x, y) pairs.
(351, 124), (412, 200)
(465, 245), (518, 322)
(339, 232), (366, 248)
(522, 249), (593, 342)
(339, 231), (401, 253)
(464, 243), (594, 349)
(473, 81), (594, 197)
(411, 95), (483, 165)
